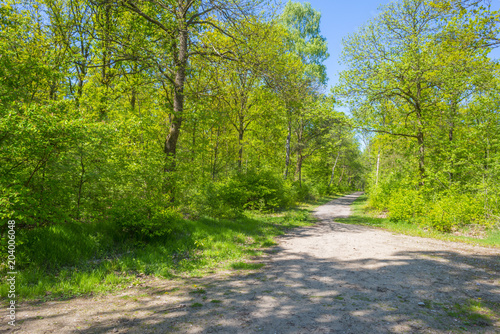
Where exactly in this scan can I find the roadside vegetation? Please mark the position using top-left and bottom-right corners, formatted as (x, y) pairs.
(338, 195), (500, 248)
(0, 193), (342, 301)
(337, 0), (500, 234)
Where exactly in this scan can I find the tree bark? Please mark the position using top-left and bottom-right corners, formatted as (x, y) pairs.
(164, 27), (188, 173)
(417, 129), (425, 185)
(212, 126), (221, 181)
(284, 115), (292, 179)
(375, 147), (381, 186)
(338, 165), (345, 185)
(295, 152), (303, 187)
(238, 128), (244, 170)
(328, 151), (340, 187)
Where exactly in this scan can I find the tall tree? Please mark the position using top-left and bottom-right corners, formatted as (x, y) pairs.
(337, 0), (492, 185)
(115, 0), (269, 179)
(277, 0), (329, 179)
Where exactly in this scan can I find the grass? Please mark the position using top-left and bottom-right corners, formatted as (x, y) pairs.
(445, 299), (498, 327)
(230, 262), (265, 270)
(0, 195), (340, 302)
(336, 195), (500, 248)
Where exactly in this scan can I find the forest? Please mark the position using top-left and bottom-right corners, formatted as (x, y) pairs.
(0, 0), (499, 299)
(339, 0), (500, 232)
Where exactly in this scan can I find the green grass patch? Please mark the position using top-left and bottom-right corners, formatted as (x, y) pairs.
(446, 299), (497, 326)
(190, 288), (206, 294)
(0, 195), (338, 301)
(230, 262), (265, 270)
(336, 195), (500, 247)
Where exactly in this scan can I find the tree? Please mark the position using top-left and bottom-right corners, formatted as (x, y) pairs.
(280, 0), (329, 84)
(114, 0), (269, 179)
(277, 0), (329, 179)
(337, 0), (492, 185)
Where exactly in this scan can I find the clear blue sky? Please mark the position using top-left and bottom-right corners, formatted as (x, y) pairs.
(297, 0), (500, 90)
(297, 0), (395, 89)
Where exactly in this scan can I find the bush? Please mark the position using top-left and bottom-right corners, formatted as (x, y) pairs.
(109, 195), (182, 241)
(194, 178), (248, 218)
(376, 185), (488, 232)
(422, 193), (486, 232)
(292, 181), (316, 202)
(387, 188), (426, 222)
(194, 169), (295, 218)
(238, 169), (294, 210)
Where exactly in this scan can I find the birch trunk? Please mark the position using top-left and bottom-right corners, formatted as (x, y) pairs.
(328, 151), (340, 187)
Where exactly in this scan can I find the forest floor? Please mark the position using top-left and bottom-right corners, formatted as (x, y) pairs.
(3, 192), (500, 334)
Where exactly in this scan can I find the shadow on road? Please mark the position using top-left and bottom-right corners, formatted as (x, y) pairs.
(15, 192), (500, 334)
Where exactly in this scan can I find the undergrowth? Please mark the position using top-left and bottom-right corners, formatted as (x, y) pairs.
(337, 195), (500, 247)
(0, 195), (340, 302)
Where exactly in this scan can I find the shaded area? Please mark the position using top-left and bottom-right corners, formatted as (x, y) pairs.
(58, 250), (499, 333)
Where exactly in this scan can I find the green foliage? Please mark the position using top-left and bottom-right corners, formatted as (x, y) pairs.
(338, 194), (500, 248)
(195, 169), (295, 218)
(423, 193), (486, 232)
(0, 200), (317, 300)
(0, 0), (362, 302)
(371, 184), (491, 232)
(387, 189), (426, 223)
(109, 196), (182, 241)
(237, 169), (294, 210)
(340, 0), (500, 233)
(292, 181), (316, 202)
(280, 0), (329, 84)
(0, 102), (118, 227)
(194, 178), (249, 218)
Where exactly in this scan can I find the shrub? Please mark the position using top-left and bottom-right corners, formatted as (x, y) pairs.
(109, 195), (182, 241)
(195, 178), (248, 218)
(387, 188), (426, 222)
(292, 181), (316, 202)
(238, 169), (293, 210)
(422, 193), (486, 232)
(194, 169), (295, 218)
(367, 185), (392, 211)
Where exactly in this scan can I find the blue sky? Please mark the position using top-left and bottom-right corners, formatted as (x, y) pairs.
(297, 0), (500, 90)
(297, 0), (395, 89)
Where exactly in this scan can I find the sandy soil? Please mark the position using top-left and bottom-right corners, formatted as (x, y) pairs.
(2, 192), (500, 333)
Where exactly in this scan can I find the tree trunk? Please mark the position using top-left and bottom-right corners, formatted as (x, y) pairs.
(375, 147), (381, 186)
(163, 27), (188, 198)
(448, 123), (454, 184)
(191, 118), (197, 162)
(131, 86), (136, 111)
(284, 116), (292, 179)
(212, 126), (221, 181)
(99, 0), (111, 120)
(338, 165), (345, 185)
(164, 28), (188, 173)
(329, 151), (340, 187)
(417, 129), (425, 185)
(238, 129), (244, 170)
(295, 153), (303, 187)
(77, 153), (85, 220)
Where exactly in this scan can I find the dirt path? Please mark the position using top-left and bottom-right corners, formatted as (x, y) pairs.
(3, 192), (500, 333)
